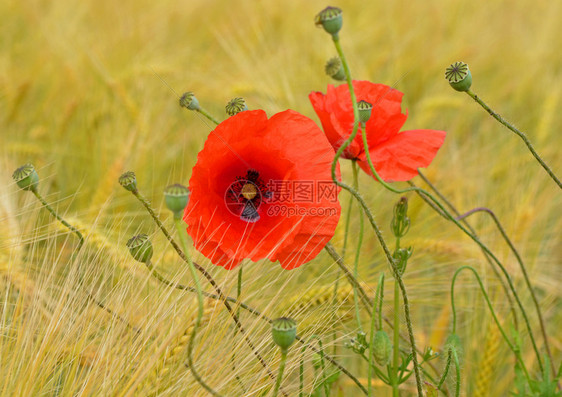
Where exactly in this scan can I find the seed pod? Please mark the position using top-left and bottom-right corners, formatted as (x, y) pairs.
(225, 97), (248, 116)
(126, 234), (154, 263)
(164, 184), (190, 219)
(179, 91), (200, 110)
(271, 317), (297, 352)
(119, 171), (137, 192)
(315, 6), (343, 35)
(445, 62), (472, 92)
(325, 57), (345, 81)
(358, 100), (373, 123)
(12, 163), (39, 191)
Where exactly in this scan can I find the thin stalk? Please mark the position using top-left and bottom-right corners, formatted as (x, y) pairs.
(456, 207), (554, 375)
(465, 89), (561, 189)
(130, 188), (288, 396)
(369, 274), (385, 396)
(172, 218), (221, 396)
(452, 349), (460, 397)
(437, 348), (452, 391)
(31, 188), (84, 251)
(392, 281), (400, 397)
(273, 350), (288, 397)
(351, 161), (364, 330)
(414, 173), (519, 331)
(196, 107), (221, 126)
(328, 34), (424, 395)
(451, 266), (531, 382)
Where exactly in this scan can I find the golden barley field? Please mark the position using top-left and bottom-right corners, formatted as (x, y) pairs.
(1, 0), (561, 396)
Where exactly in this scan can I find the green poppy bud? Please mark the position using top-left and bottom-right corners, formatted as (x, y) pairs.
(119, 171), (137, 192)
(391, 196), (410, 238)
(357, 100), (373, 123)
(315, 6), (343, 36)
(445, 62), (472, 92)
(271, 317), (297, 352)
(126, 234), (154, 263)
(325, 57), (345, 81)
(179, 91), (200, 111)
(12, 163), (39, 191)
(372, 330), (392, 366)
(225, 97), (248, 116)
(164, 183), (190, 219)
(445, 333), (461, 352)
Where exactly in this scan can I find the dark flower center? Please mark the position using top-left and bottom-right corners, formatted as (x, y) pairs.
(225, 169), (270, 223)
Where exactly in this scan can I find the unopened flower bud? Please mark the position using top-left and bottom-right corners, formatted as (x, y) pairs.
(315, 6), (343, 36)
(372, 330), (392, 366)
(391, 196), (410, 238)
(179, 91), (200, 110)
(225, 97), (248, 116)
(119, 171), (137, 192)
(325, 57), (345, 81)
(164, 184), (190, 219)
(358, 100), (373, 123)
(126, 234), (153, 263)
(445, 62), (472, 92)
(12, 163), (39, 191)
(271, 317), (297, 352)
(445, 333), (461, 352)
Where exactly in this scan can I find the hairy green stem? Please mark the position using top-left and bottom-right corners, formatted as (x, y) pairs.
(172, 218), (221, 396)
(465, 89), (561, 189)
(196, 107), (221, 126)
(273, 350), (288, 397)
(351, 161), (364, 330)
(451, 266), (531, 382)
(414, 173), (519, 331)
(456, 207), (554, 376)
(129, 188), (287, 396)
(31, 188), (84, 251)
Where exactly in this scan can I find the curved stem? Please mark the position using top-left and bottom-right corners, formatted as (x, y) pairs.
(130, 188), (288, 396)
(465, 89), (561, 189)
(450, 266), (531, 381)
(437, 348), (452, 390)
(456, 207), (554, 375)
(414, 173), (519, 331)
(172, 218), (221, 396)
(31, 188), (84, 251)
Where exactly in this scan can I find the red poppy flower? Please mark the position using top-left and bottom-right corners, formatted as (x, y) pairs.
(184, 109), (341, 270)
(309, 80), (446, 182)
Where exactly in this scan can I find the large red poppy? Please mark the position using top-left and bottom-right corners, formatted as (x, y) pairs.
(184, 109), (341, 270)
(309, 80), (446, 182)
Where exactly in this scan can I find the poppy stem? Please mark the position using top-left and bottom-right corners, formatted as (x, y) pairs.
(351, 161), (364, 331)
(456, 207), (555, 376)
(272, 350), (288, 397)
(329, 34), (426, 397)
(31, 188), (85, 252)
(172, 218), (223, 396)
(128, 188), (290, 396)
(197, 107), (221, 126)
(358, 116), (545, 374)
(414, 172), (520, 332)
(465, 89), (561, 190)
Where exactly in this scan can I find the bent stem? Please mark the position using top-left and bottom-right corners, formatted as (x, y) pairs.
(129, 188), (288, 397)
(451, 266), (531, 383)
(31, 188), (84, 252)
(456, 207), (555, 375)
(329, 33), (424, 395)
(172, 218), (221, 396)
(465, 89), (561, 190)
(414, 172), (519, 331)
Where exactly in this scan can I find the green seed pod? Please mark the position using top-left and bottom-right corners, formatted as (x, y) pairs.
(12, 163), (39, 191)
(312, 352), (323, 370)
(357, 100), (373, 123)
(271, 317), (297, 352)
(119, 171), (137, 192)
(225, 97), (248, 116)
(315, 6), (343, 35)
(372, 330), (392, 366)
(179, 91), (200, 110)
(325, 57), (345, 81)
(445, 62), (472, 92)
(164, 183), (190, 219)
(126, 234), (154, 263)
